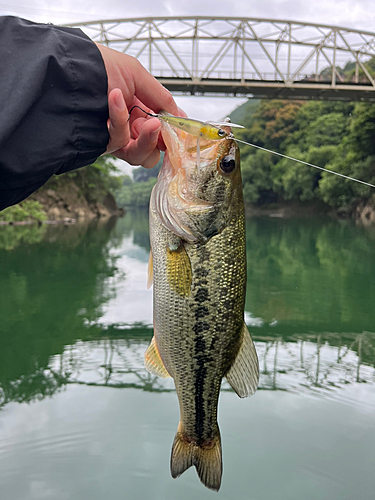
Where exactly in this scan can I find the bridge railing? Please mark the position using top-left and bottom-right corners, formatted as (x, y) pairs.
(151, 69), (373, 84)
(64, 17), (375, 100)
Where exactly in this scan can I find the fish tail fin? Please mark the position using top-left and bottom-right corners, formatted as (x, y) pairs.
(194, 432), (222, 492)
(170, 423), (195, 479)
(170, 422), (222, 492)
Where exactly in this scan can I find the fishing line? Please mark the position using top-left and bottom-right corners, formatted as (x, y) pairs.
(127, 105), (157, 120)
(233, 138), (375, 189)
(126, 107), (374, 189)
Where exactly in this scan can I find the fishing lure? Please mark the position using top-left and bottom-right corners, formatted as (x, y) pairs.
(128, 106), (375, 188)
(128, 105), (243, 140)
(128, 106), (245, 169)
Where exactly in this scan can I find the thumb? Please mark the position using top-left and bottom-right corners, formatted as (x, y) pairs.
(106, 89), (130, 154)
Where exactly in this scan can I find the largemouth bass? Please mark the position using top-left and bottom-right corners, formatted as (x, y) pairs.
(145, 117), (259, 491)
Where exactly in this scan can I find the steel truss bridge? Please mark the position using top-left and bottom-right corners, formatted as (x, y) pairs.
(65, 17), (375, 101)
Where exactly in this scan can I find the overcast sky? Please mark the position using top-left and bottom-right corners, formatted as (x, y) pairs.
(1, 0), (374, 30)
(1, 1), (374, 172)
(2, 0), (374, 118)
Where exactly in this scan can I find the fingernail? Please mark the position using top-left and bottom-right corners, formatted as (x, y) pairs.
(114, 91), (125, 111)
(151, 126), (161, 142)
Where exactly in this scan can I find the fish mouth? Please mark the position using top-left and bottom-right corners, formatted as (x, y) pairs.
(160, 121), (233, 177)
(153, 121), (237, 243)
(160, 121), (234, 207)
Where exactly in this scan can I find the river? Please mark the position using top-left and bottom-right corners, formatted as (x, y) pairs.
(0, 211), (374, 500)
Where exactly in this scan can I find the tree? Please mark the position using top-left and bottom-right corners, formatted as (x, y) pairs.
(349, 103), (375, 159)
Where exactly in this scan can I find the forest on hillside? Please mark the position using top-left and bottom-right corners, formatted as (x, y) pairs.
(234, 97), (375, 211)
(115, 96), (375, 213)
(115, 57), (375, 214)
(3, 57), (375, 221)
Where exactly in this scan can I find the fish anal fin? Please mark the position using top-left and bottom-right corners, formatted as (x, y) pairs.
(225, 322), (259, 398)
(166, 244), (192, 297)
(171, 422), (222, 492)
(147, 248), (153, 289)
(144, 336), (170, 378)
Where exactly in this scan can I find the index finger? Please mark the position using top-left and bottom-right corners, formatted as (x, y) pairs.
(133, 62), (179, 116)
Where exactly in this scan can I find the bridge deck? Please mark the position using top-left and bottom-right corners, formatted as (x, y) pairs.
(64, 17), (375, 101)
(158, 78), (375, 101)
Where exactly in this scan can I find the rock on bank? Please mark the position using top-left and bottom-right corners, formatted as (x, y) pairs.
(29, 179), (123, 220)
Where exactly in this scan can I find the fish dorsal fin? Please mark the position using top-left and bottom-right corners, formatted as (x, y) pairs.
(225, 322), (259, 398)
(145, 336), (170, 378)
(147, 248), (153, 289)
(166, 244), (192, 297)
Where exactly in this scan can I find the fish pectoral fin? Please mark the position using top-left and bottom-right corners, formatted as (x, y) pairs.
(225, 322), (259, 398)
(147, 248), (153, 289)
(144, 336), (170, 378)
(166, 244), (192, 297)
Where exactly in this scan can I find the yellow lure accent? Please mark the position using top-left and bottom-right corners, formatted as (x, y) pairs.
(127, 106), (244, 141)
(145, 336), (170, 378)
(160, 115), (227, 140)
(166, 244), (192, 297)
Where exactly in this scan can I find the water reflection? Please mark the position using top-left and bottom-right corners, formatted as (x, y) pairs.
(1, 211), (375, 500)
(245, 217), (375, 331)
(0, 218), (120, 408)
(3, 329), (373, 410)
(1, 213), (375, 409)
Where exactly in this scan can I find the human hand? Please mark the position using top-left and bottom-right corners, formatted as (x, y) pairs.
(96, 43), (182, 168)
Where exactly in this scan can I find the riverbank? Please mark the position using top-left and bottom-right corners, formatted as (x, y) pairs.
(2, 198), (374, 226)
(0, 175), (124, 225)
(29, 178), (123, 220)
(0, 218), (79, 226)
(2, 184), (374, 226)
(245, 200), (375, 226)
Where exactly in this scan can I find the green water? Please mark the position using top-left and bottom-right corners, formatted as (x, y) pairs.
(0, 212), (374, 500)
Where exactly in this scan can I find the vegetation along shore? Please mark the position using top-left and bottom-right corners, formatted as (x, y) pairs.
(3, 58), (375, 224)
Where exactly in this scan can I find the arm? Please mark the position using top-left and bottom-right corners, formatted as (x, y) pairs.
(96, 43), (180, 168)
(0, 16), (110, 209)
(0, 16), (178, 210)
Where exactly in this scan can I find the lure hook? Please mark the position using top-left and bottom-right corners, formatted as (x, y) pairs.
(127, 105), (157, 121)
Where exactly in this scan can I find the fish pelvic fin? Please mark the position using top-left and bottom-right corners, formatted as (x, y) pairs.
(171, 422), (222, 492)
(225, 322), (259, 398)
(144, 336), (170, 378)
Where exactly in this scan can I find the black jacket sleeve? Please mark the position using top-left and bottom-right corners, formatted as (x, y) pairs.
(0, 16), (110, 210)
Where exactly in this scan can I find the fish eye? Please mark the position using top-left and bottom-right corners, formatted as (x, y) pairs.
(220, 155), (236, 174)
(218, 129), (226, 137)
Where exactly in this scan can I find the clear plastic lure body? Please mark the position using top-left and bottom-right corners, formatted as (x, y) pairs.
(128, 106), (243, 140)
(157, 114), (228, 140)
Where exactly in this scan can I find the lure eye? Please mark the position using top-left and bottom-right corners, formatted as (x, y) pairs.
(218, 129), (226, 137)
(220, 155), (236, 174)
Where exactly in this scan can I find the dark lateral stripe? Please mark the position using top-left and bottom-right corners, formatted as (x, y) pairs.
(195, 305), (209, 320)
(194, 346), (207, 440)
(195, 287), (209, 303)
(193, 317), (211, 441)
(195, 267), (209, 278)
(193, 248), (212, 441)
(193, 322), (209, 336)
